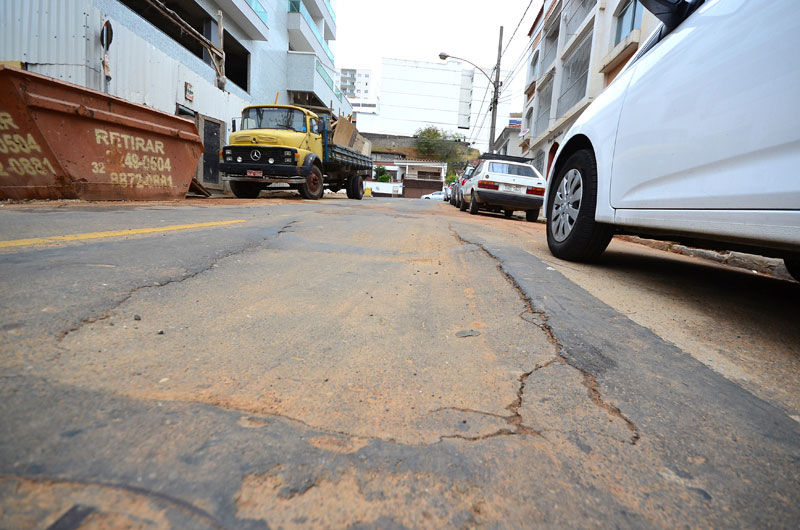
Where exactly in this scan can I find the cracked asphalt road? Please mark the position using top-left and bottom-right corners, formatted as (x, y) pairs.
(1, 196), (798, 528)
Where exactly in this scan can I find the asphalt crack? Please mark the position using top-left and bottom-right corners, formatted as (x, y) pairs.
(55, 221), (298, 345)
(450, 226), (641, 445)
(433, 359), (555, 442)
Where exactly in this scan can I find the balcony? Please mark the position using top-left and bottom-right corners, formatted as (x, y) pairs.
(287, 52), (351, 115)
(216, 0), (269, 41)
(303, 0), (336, 40)
(288, 0), (334, 66)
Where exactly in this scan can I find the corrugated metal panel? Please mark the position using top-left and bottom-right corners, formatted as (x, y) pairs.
(1, 0), (92, 70)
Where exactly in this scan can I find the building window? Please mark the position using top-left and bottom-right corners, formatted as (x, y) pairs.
(417, 171), (441, 180)
(615, 0), (643, 45)
(540, 16), (560, 72)
(557, 31), (592, 117)
(534, 79), (553, 137)
(529, 52), (539, 81)
(525, 107), (533, 131)
(224, 31), (250, 92)
(532, 150), (545, 173)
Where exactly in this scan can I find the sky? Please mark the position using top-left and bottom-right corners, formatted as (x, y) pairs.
(332, 0), (544, 147)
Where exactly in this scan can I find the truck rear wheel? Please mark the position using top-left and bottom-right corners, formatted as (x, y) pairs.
(230, 181), (261, 199)
(347, 175), (364, 200)
(299, 166), (324, 200)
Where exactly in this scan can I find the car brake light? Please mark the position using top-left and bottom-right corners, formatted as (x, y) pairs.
(526, 186), (545, 196)
(478, 180), (499, 190)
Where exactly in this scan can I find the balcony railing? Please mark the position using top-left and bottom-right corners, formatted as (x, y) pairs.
(563, 0), (596, 38)
(288, 0), (334, 63)
(557, 32), (592, 117)
(323, 0), (336, 23)
(244, 0), (269, 27)
(534, 80), (553, 137)
(315, 59), (343, 102)
(540, 33), (558, 72)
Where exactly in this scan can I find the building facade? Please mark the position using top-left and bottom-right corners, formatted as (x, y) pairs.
(519, 0), (658, 177)
(337, 67), (378, 117)
(354, 58), (516, 154)
(1, 0), (351, 190)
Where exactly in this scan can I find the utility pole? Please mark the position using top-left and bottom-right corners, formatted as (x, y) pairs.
(489, 26), (503, 153)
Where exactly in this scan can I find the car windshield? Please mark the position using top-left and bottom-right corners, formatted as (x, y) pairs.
(488, 162), (536, 177)
(241, 107), (306, 132)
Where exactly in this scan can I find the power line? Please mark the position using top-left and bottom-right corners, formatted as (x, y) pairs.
(500, 0), (538, 61)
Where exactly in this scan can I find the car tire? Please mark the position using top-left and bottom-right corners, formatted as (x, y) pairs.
(504, 209), (513, 218)
(459, 193), (468, 211)
(230, 181), (261, 199)
(546, 149), (613, 261)
(299, 166), (324, 200)
(468, 192), (479, 215)
(525, 208), (539, 222)
(784, 258), (800, 282)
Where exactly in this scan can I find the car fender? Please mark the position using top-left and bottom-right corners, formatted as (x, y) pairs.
(544, 61), (639, 224)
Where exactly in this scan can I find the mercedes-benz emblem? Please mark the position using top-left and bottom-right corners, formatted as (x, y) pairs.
(250, 149), (261, 161)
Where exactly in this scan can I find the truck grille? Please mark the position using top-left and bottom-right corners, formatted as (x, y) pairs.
(224, 146), (295, 164)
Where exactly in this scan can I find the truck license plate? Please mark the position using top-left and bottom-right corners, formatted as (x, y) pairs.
(246, 170), (263, 177)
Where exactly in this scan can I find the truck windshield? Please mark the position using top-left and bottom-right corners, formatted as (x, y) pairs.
(240, 107), (306, 132)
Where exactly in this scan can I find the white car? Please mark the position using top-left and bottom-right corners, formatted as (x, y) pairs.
(461, 155), (546, 221)
(544, 0), (800, 281)
(421, 191), (445, 200)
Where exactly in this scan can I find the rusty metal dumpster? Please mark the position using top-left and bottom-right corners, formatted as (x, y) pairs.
(0, 66), (204, 201)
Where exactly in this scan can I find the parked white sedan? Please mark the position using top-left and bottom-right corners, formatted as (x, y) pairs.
(421, 191), (445, 200)
(545, 0), (800, 281)
(461, 155), (546, 221)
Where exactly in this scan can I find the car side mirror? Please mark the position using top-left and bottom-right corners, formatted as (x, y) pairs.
(639, 0), (691, 33)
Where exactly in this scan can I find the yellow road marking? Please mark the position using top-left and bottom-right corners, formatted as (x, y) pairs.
(0, 220), (246, 249)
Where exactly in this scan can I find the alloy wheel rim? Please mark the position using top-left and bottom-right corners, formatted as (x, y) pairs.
(551, 168), (583, 242)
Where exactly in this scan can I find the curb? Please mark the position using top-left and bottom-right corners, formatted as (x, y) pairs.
(617, 235), (795, 282)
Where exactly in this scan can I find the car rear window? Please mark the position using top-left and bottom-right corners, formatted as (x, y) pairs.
(488, 162), (536, 177)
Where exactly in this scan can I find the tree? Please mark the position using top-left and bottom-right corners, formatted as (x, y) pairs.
(414, 127), (479, 166)
(414, 127), (446, 158)
(374, 165), (391, 182)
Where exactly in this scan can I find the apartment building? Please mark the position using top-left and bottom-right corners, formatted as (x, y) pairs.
(337, 67), (379, 117)
(519, 0), (658, 176)
(354, 58), (517, 154)
(0, 0), (351, 189)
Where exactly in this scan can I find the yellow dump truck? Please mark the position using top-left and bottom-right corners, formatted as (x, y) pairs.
(220, 105), (372, 200)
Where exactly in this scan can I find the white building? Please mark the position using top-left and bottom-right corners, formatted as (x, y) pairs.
(1, 0), (351, 190)
(519, 0), (658, 176)
(337, 67), (378, 116)
(355, 58), (516, 154)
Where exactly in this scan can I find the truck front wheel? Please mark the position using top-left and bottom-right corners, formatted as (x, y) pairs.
(299, 166), (324, 200)
(347, 175), (364, 200)
(230, 181), (261, 198)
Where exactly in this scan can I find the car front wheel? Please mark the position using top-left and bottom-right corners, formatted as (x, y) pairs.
(546, 149), (612, 261)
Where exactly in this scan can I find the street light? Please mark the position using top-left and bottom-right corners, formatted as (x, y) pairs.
(439, 26), (503, 153)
